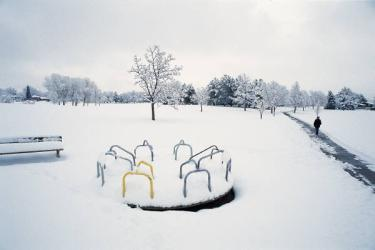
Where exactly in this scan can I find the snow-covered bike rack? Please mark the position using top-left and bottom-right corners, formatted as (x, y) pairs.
(122, 171), (154, 199)
(179, 159), (198, 179)
(179, 146), (224, 178)
(109, 145), (136, 166)
(173, 139), (193, 160)
(96, 161), (105, 186)
(134, 140), (154, 161)
(183, 169), (212, 198)
(97, 140), (234, 211)
(190, 145), (219, 160)
(197, 150), (225, 168)
(225, 159), (232, 181)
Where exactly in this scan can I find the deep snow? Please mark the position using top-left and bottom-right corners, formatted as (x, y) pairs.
(0, 103), (374, 250)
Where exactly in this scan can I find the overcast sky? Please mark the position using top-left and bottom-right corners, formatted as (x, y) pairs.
(1, 0), (374, 97)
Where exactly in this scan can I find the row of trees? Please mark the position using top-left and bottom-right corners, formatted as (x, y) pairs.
(128, 46), (374, 120)
(43, 74), (102, 105)
(205, 74), (326, 116)
(325, 88), (371, 110)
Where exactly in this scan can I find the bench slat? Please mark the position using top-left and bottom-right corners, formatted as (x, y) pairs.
(0, 149), (64, 155)
(0, 136), (62, 144)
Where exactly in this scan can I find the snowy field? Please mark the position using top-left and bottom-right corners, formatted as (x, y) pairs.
(0, 103), (375, 250)
(292, 109), (375, 168)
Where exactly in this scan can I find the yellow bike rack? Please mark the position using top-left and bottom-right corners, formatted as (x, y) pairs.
(136, 161), (155, 179)
(122, 171), (154, 199)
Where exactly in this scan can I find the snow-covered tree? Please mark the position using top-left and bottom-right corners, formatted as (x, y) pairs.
(310, 90), (327, 110)
(158, 81), (184, 107)
(301, 90), (310, 111)
(254, 79), (266, 119)
(22, 85), (44, 99)
(335, 87), (359, 110)
(289, 82), (303, 113)
(181, 84), (196, 104)
(325, 91), (336, 109)
(0, 87), (19, 103)
(129, 45), (182, 120)
(69, 78), (84, 106)
(262, 81), (289, 115)
(193, 87), (209, 112)
(44, 73), (100, 106)
(25, 86), (32, 100)
(233, 74), (255, 111)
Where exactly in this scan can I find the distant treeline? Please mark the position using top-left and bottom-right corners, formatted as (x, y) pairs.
(1, 73), (374, 111)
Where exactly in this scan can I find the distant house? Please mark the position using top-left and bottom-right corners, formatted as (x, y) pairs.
(357, 102), (373, 110)
(31, 95), (50, 102)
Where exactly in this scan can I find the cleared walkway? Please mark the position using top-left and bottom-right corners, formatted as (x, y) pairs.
(284, 112), (375, 192)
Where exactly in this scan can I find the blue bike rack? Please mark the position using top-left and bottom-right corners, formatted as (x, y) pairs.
(109, 145), (136, 166)
(190, 145), (219, 160)
(134, 140), (154, 161)
(183, 169), (212, 198)
(225, 158), (232, 181)
(197, 150), (225, 169)
(96, 161), (105, 186)
(173, 139), (193, 160)
(179, 159), (198, 179)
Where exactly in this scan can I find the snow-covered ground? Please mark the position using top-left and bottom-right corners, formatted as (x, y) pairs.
(292, 109), (375, 168)
(0, 103), (374, 250)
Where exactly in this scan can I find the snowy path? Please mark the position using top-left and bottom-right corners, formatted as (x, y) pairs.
(0, 103), (375, 249)
(285, 111), (375, 192)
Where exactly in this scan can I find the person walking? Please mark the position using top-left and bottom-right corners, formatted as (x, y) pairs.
(314, 116), (322, 135)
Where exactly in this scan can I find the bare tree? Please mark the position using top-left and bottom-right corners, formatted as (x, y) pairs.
(129, 45), (182, 120)
(194, 87), (209, 112)
(263, 81), (289, 116)
(289, 82), (303, 113)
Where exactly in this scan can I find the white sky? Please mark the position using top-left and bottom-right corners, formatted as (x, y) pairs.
(1, 0), (374, 97)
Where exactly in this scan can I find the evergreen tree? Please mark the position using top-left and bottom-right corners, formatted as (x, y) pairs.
(325, 90), (336, 109)
(335, 87), (357, 110)
(26, 85), (32, 100)
(181, 84), (196, 104)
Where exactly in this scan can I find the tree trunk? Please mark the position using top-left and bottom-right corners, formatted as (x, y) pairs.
(293, 106), (297, 113)
(244, 104), (247, 111)
(200, 104), (203, 112)
(151, 102), (156, 120)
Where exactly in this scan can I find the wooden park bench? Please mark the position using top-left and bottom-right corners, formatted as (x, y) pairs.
(0, 136), (64, 158)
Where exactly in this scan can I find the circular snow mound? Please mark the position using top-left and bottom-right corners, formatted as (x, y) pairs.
(96, 140), (234, 211)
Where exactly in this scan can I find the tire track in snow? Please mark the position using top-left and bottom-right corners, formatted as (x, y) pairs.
(283, 112), (375, 193)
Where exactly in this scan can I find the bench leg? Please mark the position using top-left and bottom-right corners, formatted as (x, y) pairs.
(56, 150), (60, 158)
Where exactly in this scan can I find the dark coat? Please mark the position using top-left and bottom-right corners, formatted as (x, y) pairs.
(314, 118), (322, 128)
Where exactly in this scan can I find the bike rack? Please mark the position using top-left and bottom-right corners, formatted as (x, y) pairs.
(105, 150), (134, 170)
(173, 139), (193, 160)
(197, 150), (225, 169)
(190, 145), (219, 160)
(134, 140), (154, 161)
(109, 145), (136, 166)
(225, 158), (232, 181)
(122, 171), (154, 199)
(136, 161), (155, 179)
(183, 169), (212, 198)
(179, 159), (198, 179)
(96, 161), (105, 186)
